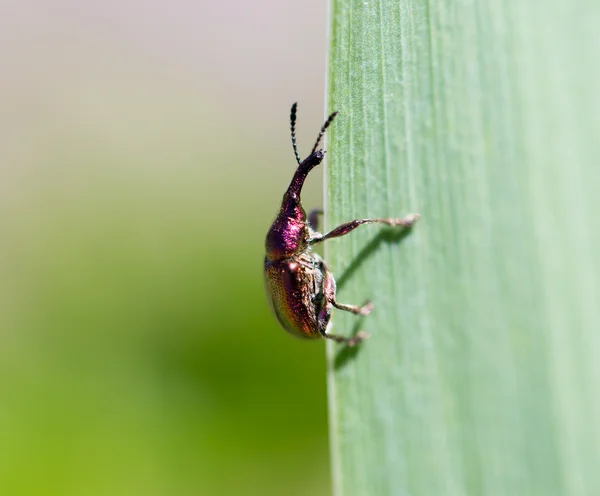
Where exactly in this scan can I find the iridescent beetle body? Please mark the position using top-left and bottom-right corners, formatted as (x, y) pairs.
(264, 103), (419, 346)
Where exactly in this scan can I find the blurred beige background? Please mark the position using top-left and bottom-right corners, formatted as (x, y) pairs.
(0, 1), (333, 495)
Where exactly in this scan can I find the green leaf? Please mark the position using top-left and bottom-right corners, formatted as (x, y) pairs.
(325, 1), (600, 495)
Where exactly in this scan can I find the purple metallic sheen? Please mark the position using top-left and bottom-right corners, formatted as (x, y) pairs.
(265, 150), (324, 262)
(265, 215), (308, 261)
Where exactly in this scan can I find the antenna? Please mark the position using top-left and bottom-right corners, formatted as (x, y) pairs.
(290, 103), (301, 165)
(311, 111), (338, 155)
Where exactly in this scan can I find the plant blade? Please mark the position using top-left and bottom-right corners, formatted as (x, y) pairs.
(325, 1), (600, 495)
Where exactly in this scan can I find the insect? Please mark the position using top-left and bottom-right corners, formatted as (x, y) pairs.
(264, 103), (419, 346)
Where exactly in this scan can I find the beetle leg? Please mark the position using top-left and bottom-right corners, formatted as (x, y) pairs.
(317, 303), (369, 346)
(308, 209), (323, 231)
(333, 300), (373, 316)
(317, 263), (370, 346)
(310, 213), (420, 244)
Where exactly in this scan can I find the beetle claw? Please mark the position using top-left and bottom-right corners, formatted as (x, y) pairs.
(396, 213), (420, 226)
(348, 331), (370, 347)
(359, 301), (374, 316)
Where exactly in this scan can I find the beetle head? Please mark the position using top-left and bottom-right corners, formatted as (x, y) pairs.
(265, 104), (337, 261)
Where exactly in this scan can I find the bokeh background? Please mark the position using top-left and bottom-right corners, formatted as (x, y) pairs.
(0, 2), (333, 495)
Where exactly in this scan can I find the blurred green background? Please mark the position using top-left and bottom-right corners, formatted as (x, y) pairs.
(0, 2), (333, 495)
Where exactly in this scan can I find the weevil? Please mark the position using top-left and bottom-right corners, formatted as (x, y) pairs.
(264, 103), (419, 346)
